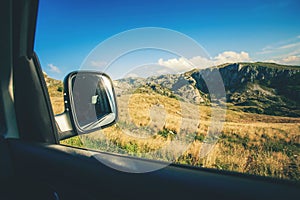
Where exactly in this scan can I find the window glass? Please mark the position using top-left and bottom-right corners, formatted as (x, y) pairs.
(36, 0), (300, 181)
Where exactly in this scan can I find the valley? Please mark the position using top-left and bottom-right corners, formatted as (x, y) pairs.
(46, 62), (300, 181)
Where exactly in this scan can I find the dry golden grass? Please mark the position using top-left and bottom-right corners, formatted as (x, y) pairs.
(182, 142), (293, 179)
(56, 90), (300, 180)
(49, 96), (65, 114)
(128, 93), (182, 133)
(46, 78), (65, 115)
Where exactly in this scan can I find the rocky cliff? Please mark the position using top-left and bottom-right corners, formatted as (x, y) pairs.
(115, 62), (300, 117)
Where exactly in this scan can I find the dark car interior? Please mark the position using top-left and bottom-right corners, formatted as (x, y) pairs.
(0, 0), (299, 199)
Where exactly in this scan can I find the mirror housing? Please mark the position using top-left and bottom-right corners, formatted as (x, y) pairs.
(55, 71), (117, 139)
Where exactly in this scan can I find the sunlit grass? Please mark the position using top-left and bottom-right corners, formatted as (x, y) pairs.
(57, 90), (300, 181)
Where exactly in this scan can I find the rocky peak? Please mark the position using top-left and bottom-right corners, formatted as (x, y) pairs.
(115, 62), (300, 117)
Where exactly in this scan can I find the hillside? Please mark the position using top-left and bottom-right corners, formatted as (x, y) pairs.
(46, 62), (300, 117)
(193, 62), (300, 117)
(44, 72), (64, 114)
(115, 62), (300, 117)
(45, 63), (300, 181)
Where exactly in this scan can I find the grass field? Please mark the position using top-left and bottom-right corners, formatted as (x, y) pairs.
(49, 85), (300, 181)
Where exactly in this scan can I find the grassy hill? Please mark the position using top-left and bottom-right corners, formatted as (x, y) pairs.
(45, 63), (300, 181)
(115, 62), (300, 117)
(84, 92), (300, 181)
(44, 72), (64, 114)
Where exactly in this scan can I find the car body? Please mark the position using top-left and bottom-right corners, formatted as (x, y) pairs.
(0, 0), (299, 199)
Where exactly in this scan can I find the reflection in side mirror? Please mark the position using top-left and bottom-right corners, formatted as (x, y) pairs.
(55, 71), (117, 139)
(69, 71), (117, 133)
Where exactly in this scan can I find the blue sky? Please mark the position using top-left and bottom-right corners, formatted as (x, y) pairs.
(35, 0), (300, 80)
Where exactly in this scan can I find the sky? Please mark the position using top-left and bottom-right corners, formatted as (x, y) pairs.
(35, 0), (300, 80)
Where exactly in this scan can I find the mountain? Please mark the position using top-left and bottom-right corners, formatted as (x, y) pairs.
(114, 62), (300, 117)
(43, 72), (64, 97)
(43, 72), (65, 114)
(43, 62), (300, 117)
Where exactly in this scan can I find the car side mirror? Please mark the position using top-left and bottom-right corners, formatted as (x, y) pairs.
(55, 71), (118, 140)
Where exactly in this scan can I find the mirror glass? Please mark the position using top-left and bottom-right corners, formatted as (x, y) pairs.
(69, 72), (117, 133)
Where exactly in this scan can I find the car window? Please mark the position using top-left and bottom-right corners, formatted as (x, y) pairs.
(35, 0), (300, 181)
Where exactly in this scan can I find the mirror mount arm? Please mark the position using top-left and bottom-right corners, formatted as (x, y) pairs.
(55, 111), (76, 140)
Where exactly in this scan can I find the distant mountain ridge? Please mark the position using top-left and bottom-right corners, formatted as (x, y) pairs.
(43, 62), (300, 117)
(115, 62), (300, 117)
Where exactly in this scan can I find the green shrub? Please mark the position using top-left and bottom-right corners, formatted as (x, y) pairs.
(194, 134), (205, 142)
(158, 127), (177, 139)
(57, 86), (63, 92)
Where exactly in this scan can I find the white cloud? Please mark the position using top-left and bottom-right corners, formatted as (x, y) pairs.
(213, 51), (251, 65)
(90, 60), (107, 68)
(259, 36), (300, 54)
(157, 51), (252, 71)
(257, 50), (273, 55)
(255, 36), (300, 65)
(262, 55), (300, 66)
(282, 55), (300, 64)
(158, 57), (193, 72)
(48, 64), (61, 73)
(263, 59), (277, 63)
(189, 56), (213, 68)
(278, 42), (300, 49)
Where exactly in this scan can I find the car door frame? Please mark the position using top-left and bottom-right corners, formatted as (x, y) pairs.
(0, 0), (299, 200)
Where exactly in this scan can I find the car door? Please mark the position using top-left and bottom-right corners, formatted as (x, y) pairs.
(0, 0), (299, 200)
